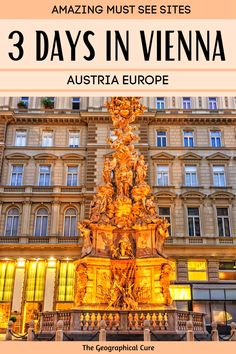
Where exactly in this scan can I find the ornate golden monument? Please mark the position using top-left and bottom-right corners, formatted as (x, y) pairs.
(75, 97), (175, 310)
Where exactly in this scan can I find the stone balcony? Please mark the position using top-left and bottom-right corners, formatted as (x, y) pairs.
(0, 186), (87, 194)
(40, 309), (206, 334)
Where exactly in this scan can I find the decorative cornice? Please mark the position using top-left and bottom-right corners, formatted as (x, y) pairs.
(5, 153), (30, 160)
(206, 152), (231, 161)
(180, 191), (206, 201)
(209, 191), (235, 201)
(33, 153), (58, 160)
(178, 152), (202, 161)
(61, 153), (85, 161)
(154, 191), (177, 201)
(151, 152), (175, 160)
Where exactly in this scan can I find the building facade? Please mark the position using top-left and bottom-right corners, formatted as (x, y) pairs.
(0, 96), (236, 332)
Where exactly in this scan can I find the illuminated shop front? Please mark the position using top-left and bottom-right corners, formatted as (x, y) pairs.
(0, 256), (235, 333)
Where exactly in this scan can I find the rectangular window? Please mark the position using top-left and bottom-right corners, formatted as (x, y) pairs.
(159, 207), (171, 236)
(156, 131), (167, 147)
(188, 260), (207, 281)
(25, 261), (46, 301)
(185, 165), (198, 186)
(57, 262), (75, 302)
(15, 130), (27, 146)
(157, 165), (169, 186)
(69, 131), (80, 147)
(188, 207), (201, 236)
(39, 165), (51, 186)
(0, 261), (15, 301)
(72, 97), (80, 110)
(217, 208), (231, 237)
(42, 131), (53, 147)
(210, 131), (222, 147)
(67, 166), (78, 186)
(213, 165), (226, 186)
(183, 131), (194, 147)
(208, 97), (218, 110)
(11, 165), (23, 186)
(183, 97), (191, 109)
(156, 97), (165, 110)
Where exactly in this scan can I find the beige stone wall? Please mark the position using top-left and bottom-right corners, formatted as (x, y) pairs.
(0, 104), (236, 284)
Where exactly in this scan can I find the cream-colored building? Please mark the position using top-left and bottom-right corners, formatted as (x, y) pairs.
(0, 96), (236, 332)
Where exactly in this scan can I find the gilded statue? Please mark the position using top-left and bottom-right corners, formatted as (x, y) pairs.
(118, 234), (134, 259)
(74, 263), (88, 307)
(155, 219), (170, 259)
(160, 263), (173, 306)
(75, 97), (173, 311)
(78, 222), (93, 258)
(135, 154), (147, 185)
(103, 157), (112, 184)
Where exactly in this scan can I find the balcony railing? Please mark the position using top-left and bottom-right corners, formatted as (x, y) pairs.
(0, 186), (86, 194)
(165, 236), (236, 245)
(0, 235), (234, 246)
(0, 236), (82, 244)
(40, 309), (206, 334)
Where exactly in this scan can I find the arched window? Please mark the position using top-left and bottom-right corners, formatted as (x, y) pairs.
(34, 208), (48, 236)
(5, 208), (19, 236)
(64, 208), (77, 237)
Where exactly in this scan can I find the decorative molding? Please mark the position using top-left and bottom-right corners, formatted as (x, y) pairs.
(151, 152), (175, 160)
(61, 153), (85, 161)
(209, 191), (235, 201)
(206, 152), (231, 161)
(154, 191), (177, 201)
(178, 152), (202, 160)
(33, 153), (58, 160)
(5, 153), (30, 160)
(180, 191), (206, 201)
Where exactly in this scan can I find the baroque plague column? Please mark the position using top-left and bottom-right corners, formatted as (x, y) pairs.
(76, 97), (175, 310)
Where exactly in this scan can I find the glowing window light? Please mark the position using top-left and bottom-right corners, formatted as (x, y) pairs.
(57, 261), (75, 302)
(48, 258), (56, 267)
(17, 258), (26, 267)
(26, 260), (46, 301)
(0, 261), (15, 301)
(170, 285), (191, 301)
(188, 260), (207, 281)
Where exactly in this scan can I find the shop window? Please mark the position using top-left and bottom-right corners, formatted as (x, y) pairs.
(0, 261), (15, 301)
(188, 260), (207, 281)
(170, 285), (191, 300)
(57, 261), (75, 302)
(25, 261), (46, 301)
(219, 261), (236, 280)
